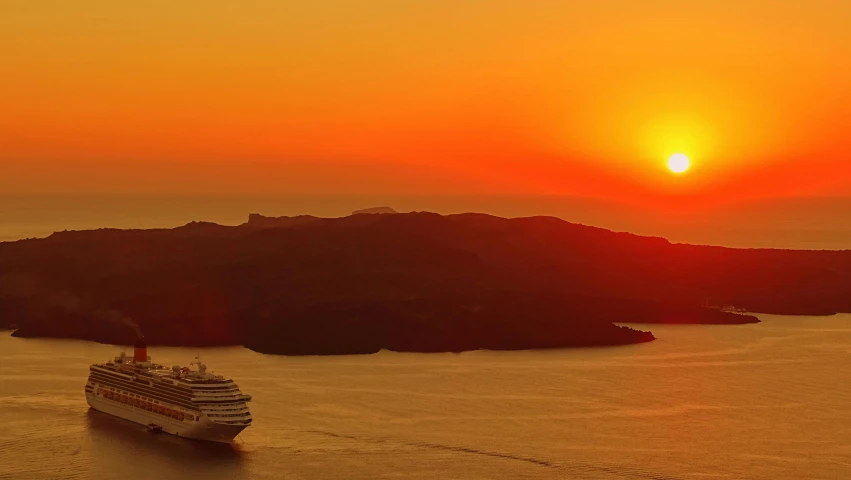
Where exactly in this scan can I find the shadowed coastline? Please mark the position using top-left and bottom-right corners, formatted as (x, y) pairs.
(0, 211), (809, 354)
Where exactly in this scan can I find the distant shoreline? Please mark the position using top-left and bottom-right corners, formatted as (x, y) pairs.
(3, 329), (657, 355)
(1, 194), (850, 250)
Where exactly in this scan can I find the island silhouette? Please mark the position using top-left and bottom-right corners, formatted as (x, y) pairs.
(10, 210), (849, 355)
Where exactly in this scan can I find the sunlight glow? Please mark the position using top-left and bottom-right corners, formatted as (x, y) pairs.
(667, 153), (691, 174)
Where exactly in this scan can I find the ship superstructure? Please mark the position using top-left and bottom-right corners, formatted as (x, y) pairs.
(85, 339), (252, 443)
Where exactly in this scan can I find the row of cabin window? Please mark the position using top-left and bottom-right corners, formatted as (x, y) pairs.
(99, 389), (200, 422)
(203, 406), (249, 412)
(90, 379), (194, 409)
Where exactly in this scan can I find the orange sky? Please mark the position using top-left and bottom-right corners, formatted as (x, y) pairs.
(2, 1), (850, 205)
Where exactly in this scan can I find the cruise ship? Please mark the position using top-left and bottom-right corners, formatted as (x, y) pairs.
(85, 339), (252, 443)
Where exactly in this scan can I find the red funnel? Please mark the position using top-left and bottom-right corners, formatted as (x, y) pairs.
(134, 339), (147, 363)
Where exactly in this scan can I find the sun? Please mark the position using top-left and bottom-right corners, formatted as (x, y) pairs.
(667, 153), (690, 173)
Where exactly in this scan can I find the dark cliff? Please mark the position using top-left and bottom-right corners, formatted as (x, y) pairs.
(11, 212), (843, 354)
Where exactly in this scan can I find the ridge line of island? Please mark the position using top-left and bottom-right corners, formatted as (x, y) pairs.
(3, 208), (849, 356)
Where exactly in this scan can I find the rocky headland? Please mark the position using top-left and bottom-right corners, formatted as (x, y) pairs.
(14, 211), (848, 354)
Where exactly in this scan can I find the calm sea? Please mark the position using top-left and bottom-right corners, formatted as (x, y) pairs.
(0, 314), (849, 479)
(2, 194), (851, 249)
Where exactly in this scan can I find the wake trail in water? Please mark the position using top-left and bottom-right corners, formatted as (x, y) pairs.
(304, 429), (683, 479)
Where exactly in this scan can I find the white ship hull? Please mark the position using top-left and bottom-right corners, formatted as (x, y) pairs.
(86, 393), (247, 443)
